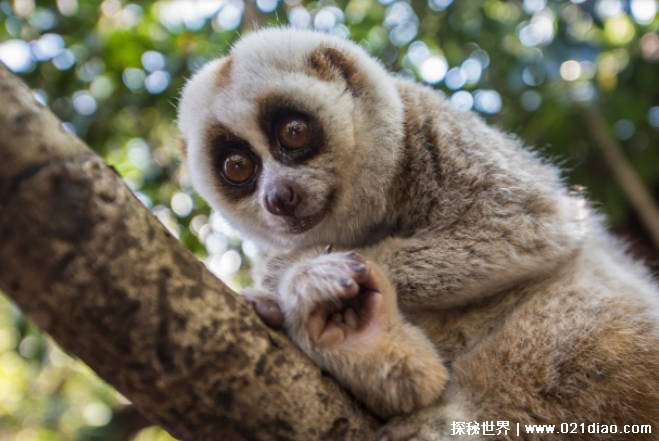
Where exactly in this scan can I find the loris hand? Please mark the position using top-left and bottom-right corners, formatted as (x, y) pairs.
(240, 287), (285, 329)
(278, 252), (400, 351)
(277, 251), (447, 418)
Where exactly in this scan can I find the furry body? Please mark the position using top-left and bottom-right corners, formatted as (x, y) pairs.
(178, 28), (659, 440)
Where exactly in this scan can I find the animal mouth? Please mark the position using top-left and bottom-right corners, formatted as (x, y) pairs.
(287, 189), (335, 234)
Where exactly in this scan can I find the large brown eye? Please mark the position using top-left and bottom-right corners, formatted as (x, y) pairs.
(277, 116), (310, 150)
(222, 152), (255, 184)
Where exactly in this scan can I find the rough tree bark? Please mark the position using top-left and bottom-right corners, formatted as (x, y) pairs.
(0, 66), (378, 440)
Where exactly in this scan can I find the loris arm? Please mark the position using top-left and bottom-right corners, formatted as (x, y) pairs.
(363, 183), (586, 310)
(253, 251), (448, 418)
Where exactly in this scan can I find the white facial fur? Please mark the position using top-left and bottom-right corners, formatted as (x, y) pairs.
(178, 28), (405, 252)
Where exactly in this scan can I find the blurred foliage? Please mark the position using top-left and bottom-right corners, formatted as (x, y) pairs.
(0, 0), (657, 439)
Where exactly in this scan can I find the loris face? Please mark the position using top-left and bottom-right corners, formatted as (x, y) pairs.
(200, 88), (343, 238)
(178, 28), (404, 251)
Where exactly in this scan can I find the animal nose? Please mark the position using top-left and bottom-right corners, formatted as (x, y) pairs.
(264, 181), (302, 216)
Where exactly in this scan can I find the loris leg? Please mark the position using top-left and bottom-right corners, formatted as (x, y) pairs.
(376, 292), (659, 441)
(375, 392), (483, 441)
(277, 251), (448, 418)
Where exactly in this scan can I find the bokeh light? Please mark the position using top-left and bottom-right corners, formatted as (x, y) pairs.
(648, 106), (659, 128)
(171, 192), (194, 217)
(444, 67), (466, 90)
(72, 91), (97, 115)
(518, 10), (556, 47)
(560, 60), (582, 81)
(596, 0), (624, 19)
(631, 0), (658, 25)
(52, 49), (75, 70)
(141, 51), (166, 72)
(145, 70), (170, 94)
(31, 33), (64, 61)
(450, 90), (474, 111)
(214, 0), (244, 31)
(0, 39), (33, 72)
(289, 7), (311, 28)
(474, 89), (502, 114)
(613, 119), (635, 140)
(420, 55), (448, 84)
(520, 89), (542, 111)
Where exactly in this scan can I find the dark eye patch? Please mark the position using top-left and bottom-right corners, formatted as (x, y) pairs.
(257, 94), (326, 166)
(204, 123), (261, 200)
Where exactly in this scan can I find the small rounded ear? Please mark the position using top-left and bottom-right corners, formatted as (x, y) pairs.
(215, 56), (233, 89)
(307, 46), (363, 95)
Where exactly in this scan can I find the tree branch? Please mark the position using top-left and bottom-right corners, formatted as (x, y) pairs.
(0, 66), (377, 440)
(582, 105), (659, 251)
